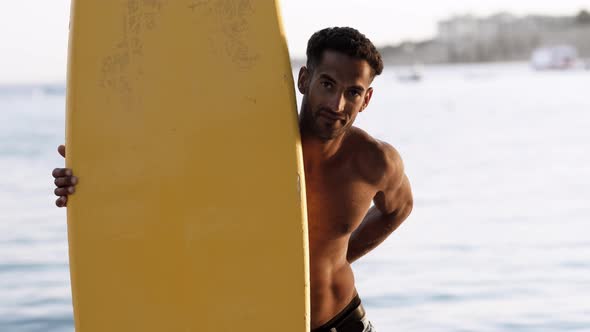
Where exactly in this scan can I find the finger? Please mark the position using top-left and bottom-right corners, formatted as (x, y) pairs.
(54, 176), (78, 187)
(58, 145), (66, 158)
(56, 196), (68, 207)
(52, 168), (72, 178)
(54, 186), (75, 196)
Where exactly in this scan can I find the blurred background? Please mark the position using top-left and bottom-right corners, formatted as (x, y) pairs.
(1, 1), (589, 331)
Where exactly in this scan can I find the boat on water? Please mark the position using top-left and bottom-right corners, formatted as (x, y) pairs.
(530, 45), (579, 70)
(396, 65), (423, 82)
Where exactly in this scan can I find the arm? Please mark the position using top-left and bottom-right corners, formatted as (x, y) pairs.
(347, 146), (413, 263)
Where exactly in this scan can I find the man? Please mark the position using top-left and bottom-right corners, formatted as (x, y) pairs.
(53, 27), (413, 332)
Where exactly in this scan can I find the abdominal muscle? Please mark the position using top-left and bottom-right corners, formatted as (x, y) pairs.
(309, 237), (357, 329)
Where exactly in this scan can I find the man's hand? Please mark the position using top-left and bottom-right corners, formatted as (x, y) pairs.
(52, 145), (77, 207)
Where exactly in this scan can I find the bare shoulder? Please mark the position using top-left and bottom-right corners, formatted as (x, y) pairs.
(347, 128), (413, 217)
(346, 127), (404, 186)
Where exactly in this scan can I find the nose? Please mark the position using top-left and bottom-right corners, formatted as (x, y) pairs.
(327, 92), (346, 113)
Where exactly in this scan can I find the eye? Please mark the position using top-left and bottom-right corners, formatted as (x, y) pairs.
(348, 90), (362, 98)
(321, 81), (333, 89)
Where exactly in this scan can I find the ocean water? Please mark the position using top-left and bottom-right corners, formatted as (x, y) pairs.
(1, 63), (589, 331)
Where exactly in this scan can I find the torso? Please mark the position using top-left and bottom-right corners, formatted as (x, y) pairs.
(303, 127), (385, 328)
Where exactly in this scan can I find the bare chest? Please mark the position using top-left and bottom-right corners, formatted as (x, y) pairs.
(304, 165), (376, 238)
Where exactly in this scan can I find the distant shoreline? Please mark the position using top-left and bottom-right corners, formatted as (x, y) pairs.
(2, 56), (589, 87)
(365, 11), (590, 66)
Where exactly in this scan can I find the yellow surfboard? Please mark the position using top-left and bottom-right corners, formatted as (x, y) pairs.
(65, 1), (309, 331)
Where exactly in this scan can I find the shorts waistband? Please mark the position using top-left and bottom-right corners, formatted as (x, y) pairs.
(312, 294), (365, 332)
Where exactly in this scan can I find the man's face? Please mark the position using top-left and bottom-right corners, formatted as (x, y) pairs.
(298, 50), (374, 140)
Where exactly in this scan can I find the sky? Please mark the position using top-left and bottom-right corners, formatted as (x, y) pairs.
(1, 0), (589, 83)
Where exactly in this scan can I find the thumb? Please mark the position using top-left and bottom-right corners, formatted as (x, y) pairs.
(58, 145), (66, 158)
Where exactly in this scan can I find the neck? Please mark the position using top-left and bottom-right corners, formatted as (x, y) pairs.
(300, 124), (347, 167)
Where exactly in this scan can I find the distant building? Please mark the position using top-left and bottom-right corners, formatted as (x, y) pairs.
(378, 11), (590, 65)
(437, 13), (542, 62)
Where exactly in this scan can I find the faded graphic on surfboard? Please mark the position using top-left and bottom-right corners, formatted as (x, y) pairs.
(99, 0), (168, 108)
(188, 0), (260, 70)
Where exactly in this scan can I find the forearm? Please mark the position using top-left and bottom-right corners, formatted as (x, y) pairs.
(346, 206), (406, 263)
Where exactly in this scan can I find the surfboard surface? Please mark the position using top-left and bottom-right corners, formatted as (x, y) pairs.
(65, 1), (309, 331)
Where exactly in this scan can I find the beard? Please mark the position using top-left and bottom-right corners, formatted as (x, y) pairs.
(300, 106), (350, 141)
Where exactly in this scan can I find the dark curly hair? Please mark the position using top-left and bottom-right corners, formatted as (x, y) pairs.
(306, 27), (384, 77)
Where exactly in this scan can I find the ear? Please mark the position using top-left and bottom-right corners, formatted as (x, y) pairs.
(359, 87), (374, 113)
(297, 66), (310, 94)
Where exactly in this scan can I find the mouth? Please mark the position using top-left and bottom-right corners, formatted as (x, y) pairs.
(318, 110), (345, 121)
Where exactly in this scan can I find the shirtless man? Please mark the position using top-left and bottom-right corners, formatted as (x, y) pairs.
(53, 27), (413, 332)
